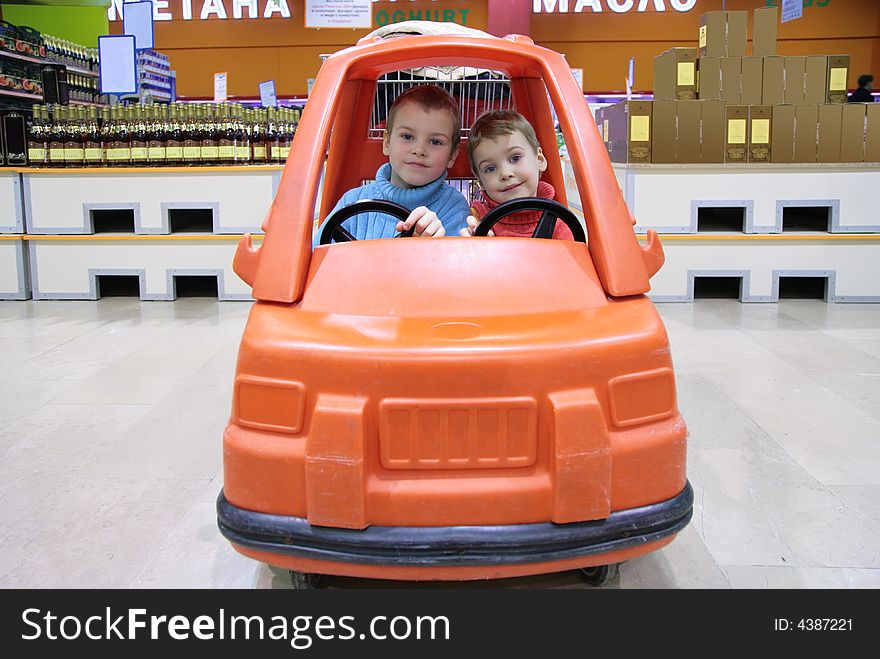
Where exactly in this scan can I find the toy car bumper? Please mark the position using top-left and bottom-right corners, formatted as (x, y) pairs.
(217, 480), (692, 567)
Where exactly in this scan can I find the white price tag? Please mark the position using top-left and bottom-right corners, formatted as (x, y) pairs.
(214, 72), (227, 102)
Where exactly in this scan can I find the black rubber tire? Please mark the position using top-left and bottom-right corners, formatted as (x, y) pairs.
(289, 570), (322, 589)
(579, 562), (620, 587)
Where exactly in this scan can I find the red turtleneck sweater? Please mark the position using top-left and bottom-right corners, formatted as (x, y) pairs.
(469, 181), (574, 241)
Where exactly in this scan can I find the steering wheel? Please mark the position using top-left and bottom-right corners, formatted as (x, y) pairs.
(473, 197), (586, 243)
(318, 199), (415, 245)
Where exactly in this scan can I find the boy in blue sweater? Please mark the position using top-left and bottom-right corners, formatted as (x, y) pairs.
(315, 85), (470, 244)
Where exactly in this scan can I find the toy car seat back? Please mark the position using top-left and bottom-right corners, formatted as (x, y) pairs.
(236, 35), (662, 304)
(318, 74), (568, 223)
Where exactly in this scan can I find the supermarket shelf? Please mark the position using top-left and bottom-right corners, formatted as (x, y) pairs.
(0, 49), (43, 65)
(17, 164), (284, 174)
(66, 65), (99, 78)
(0, 89), (41, 100)
(647, 234), (880, 242)
(0, 91), (106, 105)
(0, 49), (98, 77)
(23, 234), (263, 242)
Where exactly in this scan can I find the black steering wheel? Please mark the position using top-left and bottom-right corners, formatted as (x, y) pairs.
(473, 197), (586, 243)
(318, 199), (415, 245)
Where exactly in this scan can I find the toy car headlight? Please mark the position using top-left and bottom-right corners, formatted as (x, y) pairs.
(234, 375), (306, 435)
(607, 368), (676, 428)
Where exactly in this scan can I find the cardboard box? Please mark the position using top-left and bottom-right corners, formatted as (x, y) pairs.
(698, 57), (722, 100)
(817, 103), (842, 163)
(606, 100), (653, 164)
(865, 103), (880, 162)
(725, 11), (748, 57)
(594, 106), (610, 157)
(805, 55), (828, 105)
(749, 105), (772, 163)
(770, 105), (795, 163)
(676, 100), (702, 163)
(866, 104), (880, 162)
(794, 105), (819, 163)
(651, 99), (677, 163)
(725, 105), (749, 163)
(699, 11), (726, 58)
(721, 57), (742, 104)
(654, 48), (698, 100)
(741, 56), (764, 106)
(701, 99), (727, 164)
(827, 55), (851, 104)
(604, 101), (625, 163)
(783, 56), (806, 105)
(762, 56), (784, 105)
(626, 101), (653, 163)
(753, 7), (778, 56)
(840, 103), (867, 163)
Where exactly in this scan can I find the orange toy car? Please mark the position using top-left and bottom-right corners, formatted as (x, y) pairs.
(217, 27), (691, 588)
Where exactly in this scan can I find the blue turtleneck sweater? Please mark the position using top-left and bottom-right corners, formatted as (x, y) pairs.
(314, 163), (469, 246)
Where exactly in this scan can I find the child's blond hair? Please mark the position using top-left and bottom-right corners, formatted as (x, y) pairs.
(467, 110), (541, 175)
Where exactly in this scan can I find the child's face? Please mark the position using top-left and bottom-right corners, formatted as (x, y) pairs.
(383, 102), (458, 189)
(472, 131), (547, 205)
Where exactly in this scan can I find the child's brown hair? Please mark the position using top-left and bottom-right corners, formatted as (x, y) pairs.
(467, 110), (541, 175)
(386, 85), (462, 143)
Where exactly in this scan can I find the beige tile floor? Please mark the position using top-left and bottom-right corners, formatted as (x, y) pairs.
(1, 297), (878, 589)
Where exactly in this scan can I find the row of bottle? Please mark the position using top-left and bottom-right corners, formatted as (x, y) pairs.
(44, 34), (99, 73)
(26, 103), (301, 167)
(67, 73), (105, 104)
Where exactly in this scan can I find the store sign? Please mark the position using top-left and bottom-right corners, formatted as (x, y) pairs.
(532, 0), (698, 13)
(107, 0), (292, 21)
(780, 0), (803, 22)
(374, 1), (473, 27)
(306, 0), (372, 29)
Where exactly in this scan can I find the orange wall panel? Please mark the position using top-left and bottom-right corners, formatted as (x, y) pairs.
(110, 0), (879, 97)
(531, 0), (880, 92)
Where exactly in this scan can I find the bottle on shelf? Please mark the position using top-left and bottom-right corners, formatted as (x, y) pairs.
(62, 106), (84, 167)
(47, 106), (66, 168)
(166, 104), (184, 166)
(99, 106), (112, 165)
(200, 103), (219, 164)
(108, 105), (132, 166)
(218, 103), (234, 165)
(27, 105), (49, 166)
(147, 104), (167, 166)
(267, 106), (281, 164)
(83, 106), (103, 166)
(278, 108), (293, 162)
(182, 104), (200, 166)
(250, 108), (268, 164)
(233, 104), (250, 164)
(129, 105), (148, 166)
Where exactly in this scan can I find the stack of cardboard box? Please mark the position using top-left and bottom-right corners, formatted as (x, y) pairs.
(600, 7), (880, 165)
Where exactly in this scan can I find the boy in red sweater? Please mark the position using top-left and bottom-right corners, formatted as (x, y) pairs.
(460, 110), (574, 240)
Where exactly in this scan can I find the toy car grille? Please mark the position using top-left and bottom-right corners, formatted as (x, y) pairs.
(378, 397), (537, 470)
(369, 66), (513, 138)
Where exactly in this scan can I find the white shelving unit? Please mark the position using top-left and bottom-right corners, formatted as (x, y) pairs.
(18, 165), (282, 301)
(563, 160), (880, 303)
(0, 169), (29, 299)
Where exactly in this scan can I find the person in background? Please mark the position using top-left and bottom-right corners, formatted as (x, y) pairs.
(461, 110), (573, 240)
(848, 74), (874, 103)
